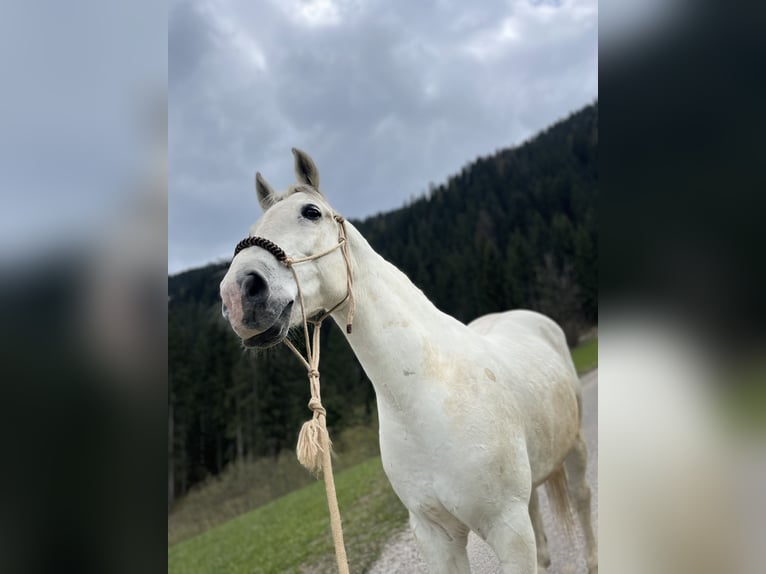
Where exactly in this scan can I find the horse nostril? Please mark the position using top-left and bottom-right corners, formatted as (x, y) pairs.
(241, 271), (268, 302)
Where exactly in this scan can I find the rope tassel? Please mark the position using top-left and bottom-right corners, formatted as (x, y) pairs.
(295, 392), (332, 476)
(296, 419), (324, 474)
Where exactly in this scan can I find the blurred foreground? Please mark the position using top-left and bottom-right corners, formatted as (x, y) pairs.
(0, 128), (167, 573)
(0, 3), (166, 571)
(600, 0), (766, 572)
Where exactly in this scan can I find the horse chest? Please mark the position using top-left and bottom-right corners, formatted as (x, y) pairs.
(377, 397), (448, 480)
(378, 427), (457, 512)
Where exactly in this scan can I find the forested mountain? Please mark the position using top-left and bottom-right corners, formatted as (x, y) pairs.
(168, 102), (598, 503)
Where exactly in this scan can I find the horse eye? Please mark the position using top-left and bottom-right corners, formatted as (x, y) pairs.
(301, 204), (322, 221)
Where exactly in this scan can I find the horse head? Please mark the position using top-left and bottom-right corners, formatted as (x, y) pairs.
(219, 148), (349, 348)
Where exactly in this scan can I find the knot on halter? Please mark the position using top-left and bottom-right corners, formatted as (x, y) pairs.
(307, 396), (326, 416)
(308, 369), (320, 379)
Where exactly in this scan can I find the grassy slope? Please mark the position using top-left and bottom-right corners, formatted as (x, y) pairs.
(169, 457), (407, 574)
(571, 337), (598, 374)
(169, 424), (382, 547)
(169, 339), (598, 573)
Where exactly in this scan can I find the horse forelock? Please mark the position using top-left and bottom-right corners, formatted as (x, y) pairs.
(285, 183), (323, 199)
(263, 184), (324, 210)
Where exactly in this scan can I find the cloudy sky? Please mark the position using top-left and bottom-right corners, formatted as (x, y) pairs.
(169, 0), (598, 274)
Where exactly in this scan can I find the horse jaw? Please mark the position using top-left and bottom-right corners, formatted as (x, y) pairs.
(241, 301), (294, 348)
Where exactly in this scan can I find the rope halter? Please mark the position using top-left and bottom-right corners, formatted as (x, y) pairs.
(232, 213), (354, 574)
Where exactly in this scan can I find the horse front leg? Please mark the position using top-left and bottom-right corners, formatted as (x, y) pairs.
(410, 510), (470, 574)
(483, 500), (539, 574)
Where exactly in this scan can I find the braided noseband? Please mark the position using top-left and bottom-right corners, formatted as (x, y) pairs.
(233, 236), (287, 262)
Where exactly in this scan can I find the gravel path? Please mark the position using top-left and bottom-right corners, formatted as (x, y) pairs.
(369, 370), (598, 574)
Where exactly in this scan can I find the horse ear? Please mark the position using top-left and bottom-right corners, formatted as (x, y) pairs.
(292, 148), (320, 189)
(255, 172), (277, 211)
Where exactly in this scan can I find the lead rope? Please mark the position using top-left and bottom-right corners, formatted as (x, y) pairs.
(281, 214), (353, 574)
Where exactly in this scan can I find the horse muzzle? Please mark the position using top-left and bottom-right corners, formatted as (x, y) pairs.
(220, 268), (295, 348)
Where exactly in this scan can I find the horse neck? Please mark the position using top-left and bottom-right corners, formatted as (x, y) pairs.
(330, 223), (465, 401)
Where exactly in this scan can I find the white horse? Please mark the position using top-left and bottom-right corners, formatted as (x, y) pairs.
(219, 149), (597, 574)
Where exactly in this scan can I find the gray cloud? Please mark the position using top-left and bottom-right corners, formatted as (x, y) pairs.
(169, 0), (597, 273)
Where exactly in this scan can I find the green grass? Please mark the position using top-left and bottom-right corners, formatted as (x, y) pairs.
(724, 364), (766, 431)
(168, 456), (407, 574)
(571, 337), (598, 374)
(169, 423), (382, 547)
